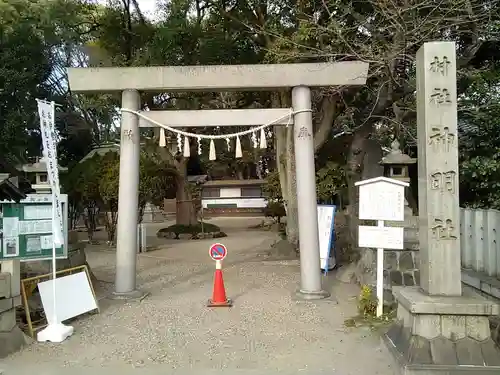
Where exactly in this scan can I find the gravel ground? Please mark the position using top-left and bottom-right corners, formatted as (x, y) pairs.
(0, 219), (398, 375)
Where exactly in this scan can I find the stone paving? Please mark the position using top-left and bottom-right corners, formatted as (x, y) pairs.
(0, 218), (398, 375)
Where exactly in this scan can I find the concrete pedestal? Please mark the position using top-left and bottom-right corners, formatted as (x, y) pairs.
(294, 289), (332, 301)
(383, 287), (500, 374)
(0, 269), (27, 359)
(110, 289), (148, 300)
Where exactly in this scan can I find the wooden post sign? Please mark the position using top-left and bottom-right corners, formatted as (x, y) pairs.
(355, 177), (409, 317)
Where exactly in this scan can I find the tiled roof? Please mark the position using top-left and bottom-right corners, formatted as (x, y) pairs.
(203, 179), (266, 187)
(0, 177), (27, 202)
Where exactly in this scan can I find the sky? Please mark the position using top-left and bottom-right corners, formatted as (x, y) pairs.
(97, 0), (159, 19)
(133, 0), (157, 18)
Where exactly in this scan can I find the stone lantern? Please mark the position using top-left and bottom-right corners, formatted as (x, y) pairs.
(380, 139), (416, 184)
(380, 139), (418, 241)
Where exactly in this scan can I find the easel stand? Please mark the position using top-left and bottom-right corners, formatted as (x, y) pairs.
(37, 321), (74, 343)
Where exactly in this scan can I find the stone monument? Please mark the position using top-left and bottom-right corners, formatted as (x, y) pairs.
(383, 42), (500, 374)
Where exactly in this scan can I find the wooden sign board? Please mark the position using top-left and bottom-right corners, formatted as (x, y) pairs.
(358, 225), (404, 250)
(355, 177), (408, 222)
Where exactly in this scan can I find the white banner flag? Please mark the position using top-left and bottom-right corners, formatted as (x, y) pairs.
(37, 100), (64, 246)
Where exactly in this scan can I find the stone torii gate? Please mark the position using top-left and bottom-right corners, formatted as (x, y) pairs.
(67, 62), (369, 300)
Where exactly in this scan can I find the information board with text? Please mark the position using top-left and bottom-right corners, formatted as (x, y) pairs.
(0, 194), (68, 261)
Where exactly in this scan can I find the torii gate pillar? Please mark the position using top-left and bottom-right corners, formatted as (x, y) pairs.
(114, 89), (142, 297)
(292, 86), (329, 298)
(67, 62), (369, 300)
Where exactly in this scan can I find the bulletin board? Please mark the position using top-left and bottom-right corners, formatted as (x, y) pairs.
(0, 194), (68, 261)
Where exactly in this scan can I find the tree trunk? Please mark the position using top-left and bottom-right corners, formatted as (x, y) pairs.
(345, 126), (372, 250)
(68, 203), (81, 230)
(275, 126), (287, 203)
(175, 165), (197, 226)
(104, 210), (118, 244)
(273, 93), (299, 246)
(84, 204), (98, 242)
(138, 203), (145, 224)
(275, 127), (299, 246)
(284, 126), (299, 246)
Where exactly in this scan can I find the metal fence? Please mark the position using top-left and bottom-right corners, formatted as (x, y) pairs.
(460, 208), (500, 278)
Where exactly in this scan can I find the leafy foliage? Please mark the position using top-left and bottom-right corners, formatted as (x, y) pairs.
(263, 163), (347, 205)
(358, 285), (378, 317)
(0, 2), (52, 163)
(139, 152), (177, 221)
(62, 153), (104, 236)
(98, 152), (120, 211)
(459, 64), (500, 209)
(316, 162), (347, 204)
(262, 171), (283, 202)
(63, 150), (176, 241)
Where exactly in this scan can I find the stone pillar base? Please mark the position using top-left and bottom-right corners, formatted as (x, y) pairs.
(383, 287), (500, 374)
(293, 289), (332, 301)
(110, 289), (149, 301)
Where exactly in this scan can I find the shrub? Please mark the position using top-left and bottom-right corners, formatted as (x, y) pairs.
(357, 285), (377, 317)
(157, 222), (225, 239)
(264, 201), (286, 223)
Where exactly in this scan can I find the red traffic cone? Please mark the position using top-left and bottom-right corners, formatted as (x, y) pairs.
(207, 268), (232, 307)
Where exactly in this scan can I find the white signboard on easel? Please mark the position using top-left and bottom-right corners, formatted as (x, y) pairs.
(355, 177), (408, 317)
(38, 271), (98, 324)
(317, 205), (336, 271)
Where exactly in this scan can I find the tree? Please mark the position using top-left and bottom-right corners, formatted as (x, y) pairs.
(201, 0), (344, 246)
(316, 162), (346, 206)
(62, 155), (102, 240)
(0, 0), (118, 169)
(138, 150), (177, 222)
(97, 152), (120, 242)
(40, 0), (500, 251)
(64, 147), (178, 241)
(259, 0), (500, 247)
(0, 0), (53, 163)
(79, 0), (269, 226)
(459, 64), (500, 208)
(262, 171), (283, 203)
(62, 152), (119, 243)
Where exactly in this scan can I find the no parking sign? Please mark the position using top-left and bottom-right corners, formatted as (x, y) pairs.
(209, 243), (227, 261)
